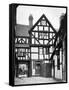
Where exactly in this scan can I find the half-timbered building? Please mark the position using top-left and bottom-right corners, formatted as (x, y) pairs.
(15, 14), (66, 81)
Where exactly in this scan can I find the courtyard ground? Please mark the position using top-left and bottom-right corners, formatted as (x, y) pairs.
(14, 76), (64, 85)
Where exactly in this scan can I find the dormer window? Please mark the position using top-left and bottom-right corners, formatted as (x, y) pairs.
(40, 20), (46, 25)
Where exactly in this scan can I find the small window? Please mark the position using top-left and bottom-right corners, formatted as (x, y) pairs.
(43, 33), (48, 39)
(39, 55), (43, 59)
(44, 40), (48, 44)
(44, 27), (48, 31)
(39, 47), (43, 54)
(31, 54), (38, 59)
(35, 32), (38, 38)
(31, 47), (38, 52)
(50, 41), (52, 44)
(47, 23), (49, 26)
(50, 33), (53, 38)
(32, 38), (34, 44)
(27, 39), (29, 44)
(45, 55), (49, 59)
(32, 32), (34, 35)
(50, 27), (54, 32)
(20, 57), (23, 60)
(49, 47), (53, 53)
(40, 20), (46, 25)
(46, 48), (49, 54)
(39, 26), (43, 31)
(39, 33), (43, 39)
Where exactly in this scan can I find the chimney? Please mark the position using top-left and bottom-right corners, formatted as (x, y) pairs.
(29, 14), (33, 27)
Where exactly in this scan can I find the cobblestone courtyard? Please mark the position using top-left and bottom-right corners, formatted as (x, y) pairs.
(15, 77), (64, 85)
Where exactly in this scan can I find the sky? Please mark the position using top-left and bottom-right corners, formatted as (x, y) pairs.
(16, 5), (66, 31)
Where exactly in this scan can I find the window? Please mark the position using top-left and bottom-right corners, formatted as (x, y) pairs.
(39, 33), (48, 39)
(39, 47), (43, 60)
(26, 38), (28, 43)
(44, 27), (48, 31)
(15, 48), (30, 60)
(39, 33), (43, 39)
(45, 55), (49, 59)
(44, 33), (48, 39)
(39, 47), (43, 54)
(35, 32), (38, 38)
(31, 54), (38, 59)
(47, 23), (49, 26)
(50, 27), (54, 32)
(31, 47), (38, 52)
(44, 48), (49, 54)
(17, 37), (29, 44)
(40, 20), (46, 25)
(32, 38), (34, 44)
(49, 47), (53, 53)
(50, 33), (53, 38)
(39, 55), (43, 59)
(44, 40), (48, 44)
(50, 41), (52, 44)
(39, 26), (43, 31)
(32, 32), (34, 35)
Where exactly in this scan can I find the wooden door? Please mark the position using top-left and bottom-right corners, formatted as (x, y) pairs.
(35, 63), (40, 76)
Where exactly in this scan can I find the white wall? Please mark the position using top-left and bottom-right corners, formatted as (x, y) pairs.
(54, 54), (62, 79)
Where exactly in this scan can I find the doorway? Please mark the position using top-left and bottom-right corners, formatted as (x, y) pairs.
(35, 62), (41, 76)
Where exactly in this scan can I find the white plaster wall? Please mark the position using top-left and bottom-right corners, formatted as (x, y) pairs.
(54, 53), (62, 80)
(55, 65), (62, 79)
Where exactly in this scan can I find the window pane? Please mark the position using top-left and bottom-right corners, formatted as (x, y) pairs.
(47, 23), (49, 26)
(39, 47), (43, 54)
(50, 27), (53, 32)
(32, 32), (34, 35)
(44, 27), (48, 31)
(50, 33), (53, 38)
(39, 33), (43, 39)
(31, 47), (38, 52)
(39, 55), (43, 59)
(39, 26), (43, 31)
(44, 40), (48, 44)
(35, 32), (38, 38)
(50, 47), (53, 52)
(32, 38), (34, 44)
(26, 39), (28, 44)
(31, 54), (38, 59)
(41, 20), (46, 25)
(45, 55), (49, 59)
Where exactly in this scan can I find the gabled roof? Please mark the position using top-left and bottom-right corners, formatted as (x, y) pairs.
(29, 14), (57, 33)
(15, 24), (30, 37)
